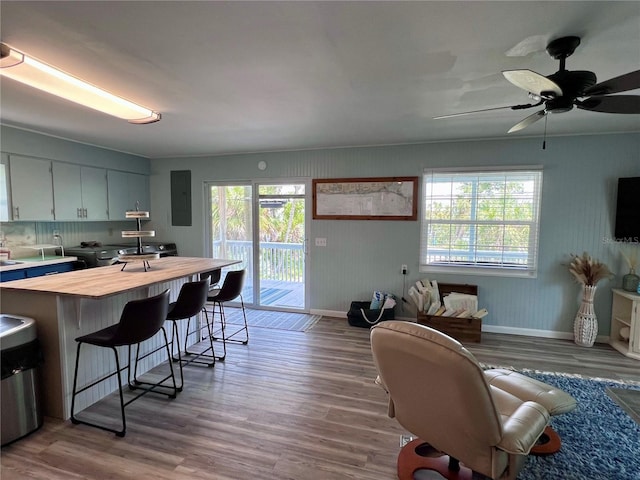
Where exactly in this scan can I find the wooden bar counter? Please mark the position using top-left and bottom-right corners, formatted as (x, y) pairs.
(0, 257), (240, 419)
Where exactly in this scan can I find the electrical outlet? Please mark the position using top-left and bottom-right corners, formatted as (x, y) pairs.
(315, 237), (327, 247)
(401, 264), (408, 275)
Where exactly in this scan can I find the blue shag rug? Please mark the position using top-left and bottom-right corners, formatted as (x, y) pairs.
(518, 371), (640, 480)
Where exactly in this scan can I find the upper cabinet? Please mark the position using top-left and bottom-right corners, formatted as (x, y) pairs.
(0, 158), (9, 222)
(4, 154), (148, 222)
(52, 162), (80, 220)
(8, 155), (54, 221)
(81, 166), (109, 220)
(107, 170), (150, 220)
(52, 163), (108, 220)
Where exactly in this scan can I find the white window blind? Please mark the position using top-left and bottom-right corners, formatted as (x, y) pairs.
(420, 168), (543, 277)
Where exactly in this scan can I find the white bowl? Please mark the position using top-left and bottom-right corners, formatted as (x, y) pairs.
(620, 326), (630, 341)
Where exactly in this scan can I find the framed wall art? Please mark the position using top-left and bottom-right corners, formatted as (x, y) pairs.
(312, 176), (418, 220)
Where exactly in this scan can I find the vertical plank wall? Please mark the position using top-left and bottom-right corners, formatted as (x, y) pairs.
(150, 134), (640, 338)
(1, 124), (639, 338)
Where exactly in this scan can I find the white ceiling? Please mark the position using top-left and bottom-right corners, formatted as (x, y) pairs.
(1, 1), (639, 159)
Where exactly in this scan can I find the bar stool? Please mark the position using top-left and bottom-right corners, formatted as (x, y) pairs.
(200, 269), (221, 289)
(202, 269), (248, 361)
(70, 289), (175, 437)
(181, 271), (226, 365)
(164, 279), (210, 391)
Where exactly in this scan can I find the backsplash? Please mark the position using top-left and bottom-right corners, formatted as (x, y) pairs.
(0, 221), (130, 258)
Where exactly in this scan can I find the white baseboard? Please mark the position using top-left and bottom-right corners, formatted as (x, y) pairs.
(310, 309), (610, 344)
(310, 309), (347, 318)
(482, 324), (610, 344)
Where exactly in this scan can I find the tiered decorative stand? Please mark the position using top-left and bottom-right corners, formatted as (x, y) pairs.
(117, 207), (158, 272)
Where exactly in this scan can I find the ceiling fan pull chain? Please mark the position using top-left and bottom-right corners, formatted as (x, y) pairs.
(542, 114), (548, 150)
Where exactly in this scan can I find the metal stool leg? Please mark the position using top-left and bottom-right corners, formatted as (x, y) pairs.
(70, 343), (127, 437)
(181, 308), (220, 364)
(128, 327), (178, 398)
(214, 296), (248, 345)
(170, 320), (185, 391)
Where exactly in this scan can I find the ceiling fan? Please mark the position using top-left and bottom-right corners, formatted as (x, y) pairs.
(435, 36), (640, 133)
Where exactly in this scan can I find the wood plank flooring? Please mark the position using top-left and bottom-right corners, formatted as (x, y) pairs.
(2, 315), (639, 480)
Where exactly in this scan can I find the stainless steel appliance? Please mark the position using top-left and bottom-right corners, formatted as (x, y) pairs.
(65, 242), (177, 268)
(1, 314), (43, 446)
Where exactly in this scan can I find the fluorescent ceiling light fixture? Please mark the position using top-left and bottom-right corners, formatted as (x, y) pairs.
(0, 43), (161, 124)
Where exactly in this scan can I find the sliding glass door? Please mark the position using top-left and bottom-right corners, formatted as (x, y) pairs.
(206, 180), (308, 311)
(256, 182), (306, 309)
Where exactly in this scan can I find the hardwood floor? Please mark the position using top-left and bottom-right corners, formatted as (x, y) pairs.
(2, 315), (639, 480)
(466, 330), (640, 383)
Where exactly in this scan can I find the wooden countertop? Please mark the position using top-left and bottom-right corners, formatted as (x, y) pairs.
(0, 257), (240, 299)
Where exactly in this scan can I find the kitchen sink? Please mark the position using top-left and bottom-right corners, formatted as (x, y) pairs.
(0, 260), (23, 266)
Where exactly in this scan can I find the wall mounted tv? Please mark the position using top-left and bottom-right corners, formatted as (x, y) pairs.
(614, 176), (640, 241)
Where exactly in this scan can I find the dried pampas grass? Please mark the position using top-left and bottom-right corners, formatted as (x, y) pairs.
(568, 251), (613, 286)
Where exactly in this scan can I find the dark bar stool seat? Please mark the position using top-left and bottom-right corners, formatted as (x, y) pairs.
(178, 272), (225, 366)
(70, 289), (175, 437)
(202, 269), (248, 361)
(164, 279), (211, 391)
(200, 269), (221, 289)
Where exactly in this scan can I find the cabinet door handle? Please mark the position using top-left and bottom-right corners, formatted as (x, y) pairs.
(83, 208), (88, 218)
(13, 206), (19, 219)
(77, 208), (81, 218)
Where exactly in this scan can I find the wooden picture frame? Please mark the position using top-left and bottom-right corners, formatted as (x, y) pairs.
(312, 177), (418, 220)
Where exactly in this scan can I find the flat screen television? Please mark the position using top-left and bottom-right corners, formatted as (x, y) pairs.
(614, 176), (640, 241)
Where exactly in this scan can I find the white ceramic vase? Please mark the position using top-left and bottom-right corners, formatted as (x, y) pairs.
(573, 284), (598, 347)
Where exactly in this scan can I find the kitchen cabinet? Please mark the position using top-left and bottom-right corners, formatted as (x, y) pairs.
(8, 155), (54, 221)
(0, 158), (9, 222)
(5, 154), (147, 223)
(81, 167), (109, 220)
(0, 259), (74, 283)
(52, 163), (108, 220)
(25, 262), (73, 278)
(610, 288), (640, 360)
(0, 269), (27, 282)
(107, 170), (150, 220)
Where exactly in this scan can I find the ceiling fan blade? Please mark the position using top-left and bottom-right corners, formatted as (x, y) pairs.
(503, 69), (562, 98)
(584, 70), (640, 96)
(434, 102), (538, 120)
(576, 95), (640, 114)
(508, 110), (546, 133)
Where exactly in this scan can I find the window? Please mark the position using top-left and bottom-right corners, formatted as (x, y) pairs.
(420, 167), (543, 277)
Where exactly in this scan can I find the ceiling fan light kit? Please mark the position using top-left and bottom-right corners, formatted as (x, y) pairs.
(0, 43), (161, 124)
(436, 36), (640, 134)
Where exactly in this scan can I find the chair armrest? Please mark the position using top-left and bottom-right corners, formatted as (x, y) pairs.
(497, 401), (549, 454)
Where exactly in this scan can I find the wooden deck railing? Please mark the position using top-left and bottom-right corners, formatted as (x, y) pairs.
(212, 240), (304, 282)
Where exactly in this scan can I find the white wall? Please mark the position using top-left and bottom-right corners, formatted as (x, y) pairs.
(0, 126), (149, 173)
(149, 133), (640, 337)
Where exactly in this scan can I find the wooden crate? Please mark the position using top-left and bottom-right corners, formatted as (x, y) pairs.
(416, 283), (482, 343)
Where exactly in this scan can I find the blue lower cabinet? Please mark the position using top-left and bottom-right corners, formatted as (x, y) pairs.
(1, 262), (74, 282)
(25, 263), (73, 278)
(0, 269), (28, 282)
